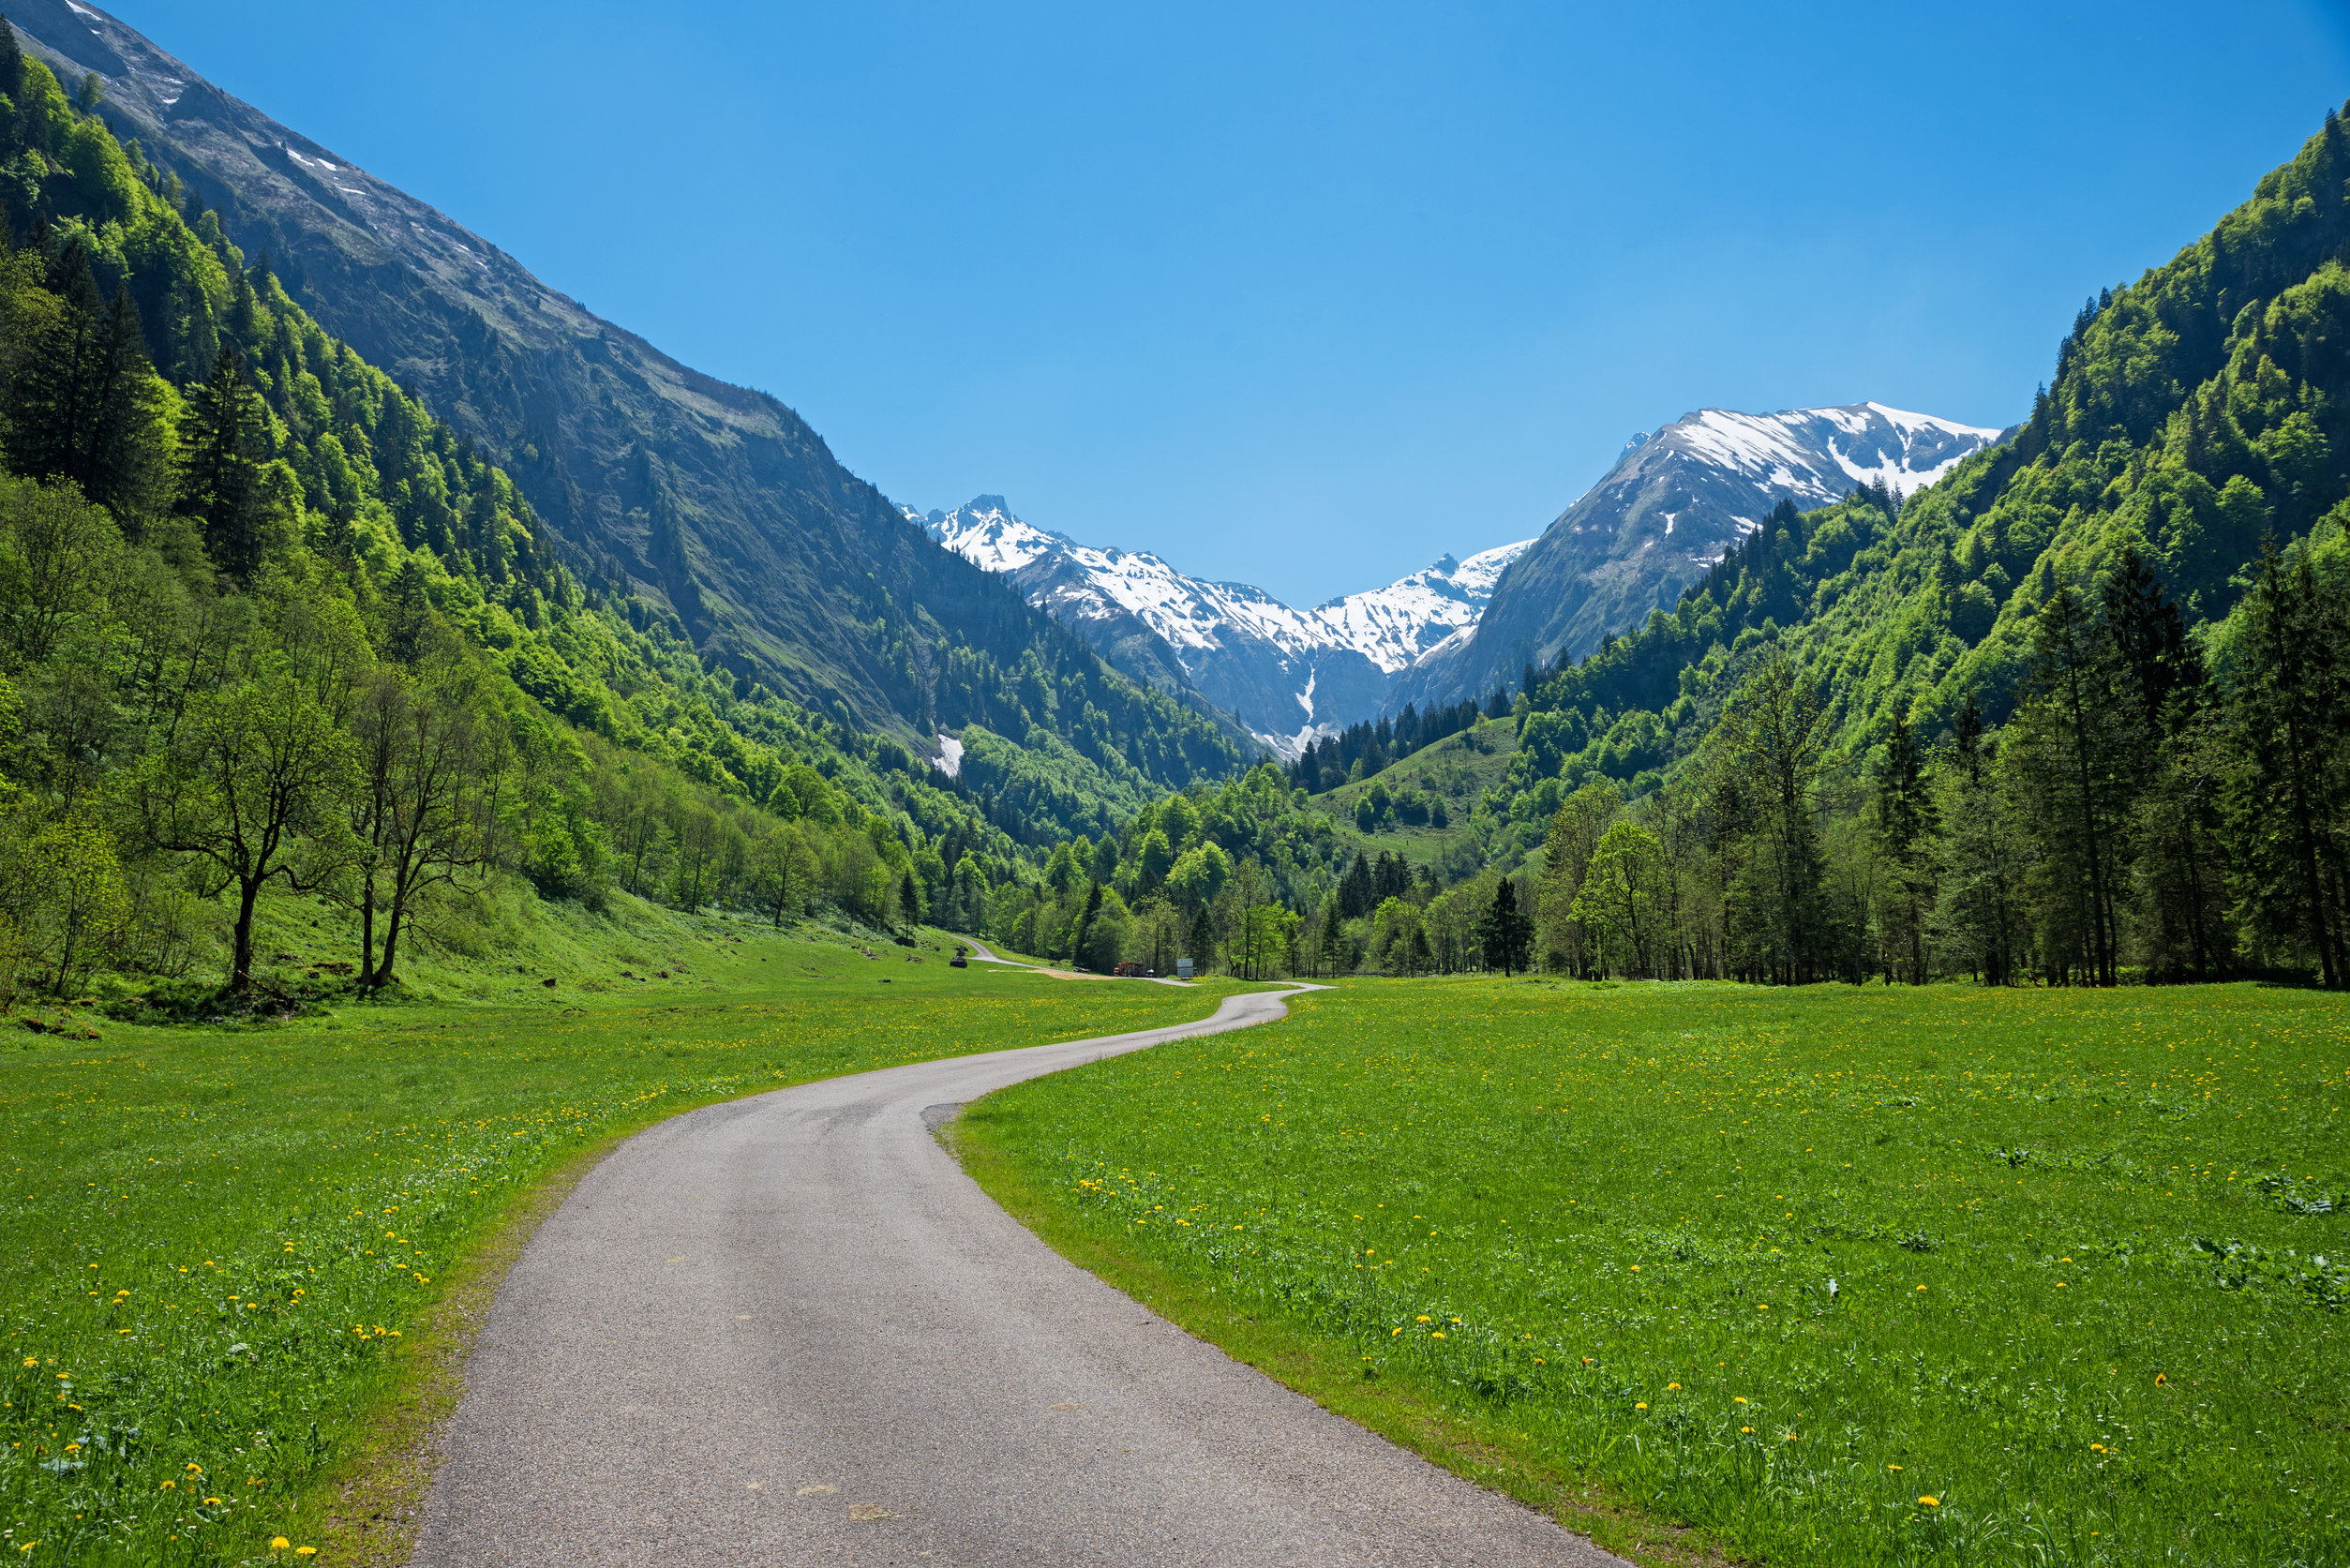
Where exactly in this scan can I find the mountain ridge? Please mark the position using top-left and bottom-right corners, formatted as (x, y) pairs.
(914, 495), (1529, 749)
(1392, 400), (2004, 709)
(7, 0), (1244, 812)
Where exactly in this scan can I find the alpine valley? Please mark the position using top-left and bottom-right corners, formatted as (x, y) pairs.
(920, 402), (2000, 750)
(1, 8), (2347, 1567)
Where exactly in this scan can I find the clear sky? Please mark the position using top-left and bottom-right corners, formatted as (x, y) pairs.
(106, 0), (2350, 605)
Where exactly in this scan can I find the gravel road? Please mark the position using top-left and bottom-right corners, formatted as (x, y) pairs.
(410, 982), (1625, 1567)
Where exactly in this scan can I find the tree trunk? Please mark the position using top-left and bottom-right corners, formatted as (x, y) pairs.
(231, 875), (262, 994)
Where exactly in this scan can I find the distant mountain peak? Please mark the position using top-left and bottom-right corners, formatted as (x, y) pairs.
(914, 498), (1531, 747)
(1391, 399), (2006, 711)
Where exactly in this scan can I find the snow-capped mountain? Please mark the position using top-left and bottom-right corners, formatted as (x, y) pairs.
(910, 497), (1531, 750)
(1389, 401), (2005, 711)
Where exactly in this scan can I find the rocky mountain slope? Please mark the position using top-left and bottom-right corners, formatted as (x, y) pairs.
(1391, 402), (2004, 709)
(8, 0), (1240, 798)
(915, 498), (1529, 747)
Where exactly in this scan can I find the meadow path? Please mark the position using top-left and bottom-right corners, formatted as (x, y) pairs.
(410, 981), (1625, 1567)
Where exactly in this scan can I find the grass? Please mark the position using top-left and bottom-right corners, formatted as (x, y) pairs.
(959, 976), (2350, 1567)
(1312, 718), (1521, 867)
(0, 889), (1251, 1566)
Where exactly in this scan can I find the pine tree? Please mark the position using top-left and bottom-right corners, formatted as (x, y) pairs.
(1186, 904), (1214, 975)
(1478, 876), (1533, 977)
(2228, 537), (2349, 987)
(176, 347), (268, 579)
(2015, 588), (2126, 985)
(1874, 707), (1938, 983)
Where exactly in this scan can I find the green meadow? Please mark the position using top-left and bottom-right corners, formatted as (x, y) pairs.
(0, 905), (1248, 1566)
(962, 978), (2350, 1567)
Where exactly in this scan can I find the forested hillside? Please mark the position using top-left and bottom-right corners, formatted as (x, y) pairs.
(5, 0), (1242, 806)
(994, 108), (2350, 992)
(0, 32), (1157, 1004)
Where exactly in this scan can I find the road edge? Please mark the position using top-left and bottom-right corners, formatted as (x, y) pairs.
(292, 974), (1271, 1564)
(949, 1031), (1736, 1568)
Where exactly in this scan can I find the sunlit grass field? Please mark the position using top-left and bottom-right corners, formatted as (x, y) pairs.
(0, 912), (1245, 1566)
(963, 978), (2350, 1567)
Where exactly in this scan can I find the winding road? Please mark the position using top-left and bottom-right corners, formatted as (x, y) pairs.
(411, 973), (1624, 1566)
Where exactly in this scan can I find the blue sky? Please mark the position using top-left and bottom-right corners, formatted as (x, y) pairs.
(112, 0), (2350, 605)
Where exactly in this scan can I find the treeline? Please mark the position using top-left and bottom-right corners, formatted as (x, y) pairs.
(0, 41), (1035, 1001)
(1286, 697), (1485, 794)
(979, 757), (1548, 982)
(1526, 528), (2349, 987)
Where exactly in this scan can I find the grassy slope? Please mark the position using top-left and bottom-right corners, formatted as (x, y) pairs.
(1311, 720), (1522, 868)
(0, 902), (1251, 1566)
(961, 978), (2350, 1567)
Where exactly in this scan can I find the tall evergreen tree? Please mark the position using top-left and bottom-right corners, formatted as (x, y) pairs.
(2016, 587), (2124, 985)
(176, 346), (268, 579)
(2228, 536), (2349, 987)
(1873, 706), (1938, 983)
(1478, 876), (1533, 977)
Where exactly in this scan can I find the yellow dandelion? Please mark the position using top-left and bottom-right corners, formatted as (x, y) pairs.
(271, 1537), (292, 1550)
(1919, 1495), (1939, 1507)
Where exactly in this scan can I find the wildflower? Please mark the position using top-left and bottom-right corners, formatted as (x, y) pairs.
(1888, 1464), (1902, 1471)
(1916, 1285), (1926, 1292)
(272, 1539), (292, 1550)
(297, 1550), (318, 1559)
(2155, 1373), (2168, 1387)
(1734, 1396), (1747, 1404)
(1740, 1426), (1752, 1433)
(1634, 1402), (1647, 1410)
(1919, 1496), (1939, 1507)
(1667, 1382), (1680, 1391)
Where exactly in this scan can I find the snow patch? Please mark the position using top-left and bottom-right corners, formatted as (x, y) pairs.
(917, 497), (1534, 724)
(932, 734), (965, 779)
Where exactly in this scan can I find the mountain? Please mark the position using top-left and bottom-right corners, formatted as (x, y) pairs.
(1391, 402), (2003, 709)
(993, 107), (2350, 997)
(7, 0), (1242, 813)
(914, 496), (1531, 748)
